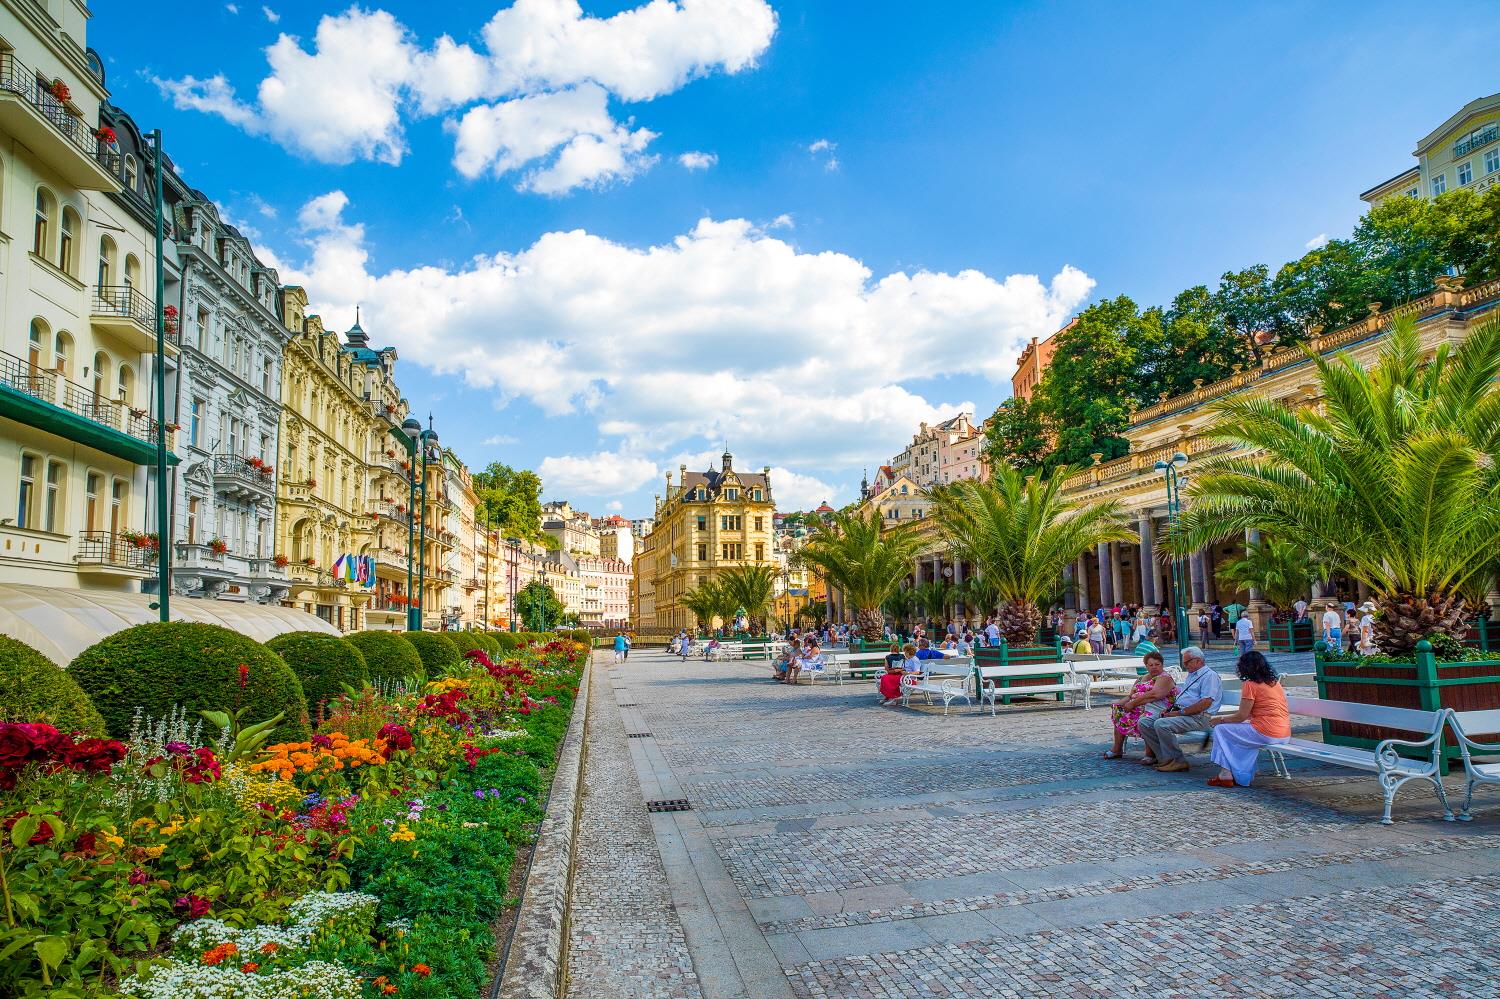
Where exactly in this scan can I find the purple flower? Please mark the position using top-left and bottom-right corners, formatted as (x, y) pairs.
(473, 790), (485, 799)
(164, 741), (192, 757)
(515, 795), (527, 804)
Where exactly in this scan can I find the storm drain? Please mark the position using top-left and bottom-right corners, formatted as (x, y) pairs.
(618, 703), (639, 707)
(645, 798), (692, 813)
(627, 732), (653, 738)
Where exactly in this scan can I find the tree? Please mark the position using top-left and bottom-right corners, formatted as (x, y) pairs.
(980, 397), (1050, 473)
(1212, 264), (1286, 362)
(472, 462), (544, 542)
(1033, 296), (1144, 471)
(1165, 316), (1500, 654)
(719, 565), (778, 636)
(912, 580), (954, 627)
(796, 510), (928, 637)
(514, 580), (565, 632)
(1213, 538), (1325, 622)
(679, 581), (721, 633)
(930, 467), (1136, 645)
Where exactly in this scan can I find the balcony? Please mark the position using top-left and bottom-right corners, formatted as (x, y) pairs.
(375, 550), (410, 573)
(211, 453), (275, 501)
(91, 286), (175, 355)
(0, 349), (177, 465)
(76, 531), (153, 576)
(288, 563), (343, 592)
(376, 502), (412, 526)
(1455, 124), (1499, 159)
(0, 55), (119, 190)
(248, 557), (290, 583)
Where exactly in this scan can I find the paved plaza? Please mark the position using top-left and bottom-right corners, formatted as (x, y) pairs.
(562, 648), (1500, 998)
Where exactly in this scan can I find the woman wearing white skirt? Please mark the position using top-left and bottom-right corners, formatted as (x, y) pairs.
(1209, 651), (1291, 788)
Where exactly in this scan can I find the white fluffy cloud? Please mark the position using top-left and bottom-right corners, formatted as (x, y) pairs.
(276, 194), (1092, 499)
(539, 450), (660, 496)
(1305, 233), (1329, 250)
(767, 467), (843, 511)
(156, 1), (776, 192)
(678, 151), (717, 170)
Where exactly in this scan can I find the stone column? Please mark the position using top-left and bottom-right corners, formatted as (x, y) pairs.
(1245, 528), (1270, 636)
(1075, 556), (1090, 616)
(1137, 515), (1156, 608)
(1095, 543), (1112, 609)
(1062, 564), (1076, 611)
(1202, 546), (1218, 604)
(1109, 542), (1125, 609)
(1189, 549), (1207, 610)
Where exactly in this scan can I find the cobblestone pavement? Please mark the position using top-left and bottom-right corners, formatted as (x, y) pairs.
(572, 648), (1500, 998)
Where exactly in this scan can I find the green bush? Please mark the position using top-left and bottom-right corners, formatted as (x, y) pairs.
(400, 632), (462, 678)
(344, 631), (426, 687)
(472, 632), (502, 657)
(69, 623), (308, 741)
(493, 633), (526, 653)
(445, 631), (488, 658)
(0, 635), (106, 735)
(266, 631), (371, 716)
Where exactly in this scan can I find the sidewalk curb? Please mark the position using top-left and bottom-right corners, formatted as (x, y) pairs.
(496, 656), (594, 999)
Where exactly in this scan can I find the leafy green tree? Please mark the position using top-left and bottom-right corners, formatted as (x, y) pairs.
(1034, 296), (1143, 470)
(719, 565), (778, 635)
(514, 580), (565, 632)
(1213, 539), (1325, 622)
(472, 462), (544, 541)
(1166, 316), (1500, 654)
(931, 469), (1136, 644)
(796, 510), (927, 637)
(980, 397), (1050, 472)
(912, 580), (954, 626)
(1212, 265), (1285, 362)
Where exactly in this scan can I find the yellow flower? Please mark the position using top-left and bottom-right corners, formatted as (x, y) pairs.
(143, 845), (166, 858)
(388, 823), (416, 843)
(101, 833), (126, 848)
(159, 823), (184, 837)
(132, 817), (158, 830)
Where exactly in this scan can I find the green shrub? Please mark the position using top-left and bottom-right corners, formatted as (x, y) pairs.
(472, 633), (502, 657)
(400, 632), (462, 678)
(266, 631), (371, 715)
(0, 635), (106, 734)
(344, 631), (425, 687)
(69, 623), (308, 741)
(446, 631), (488, 658)
(493, 633), (526, 653)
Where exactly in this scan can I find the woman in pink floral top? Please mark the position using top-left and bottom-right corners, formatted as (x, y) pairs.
(1102, 650), (1176, 763)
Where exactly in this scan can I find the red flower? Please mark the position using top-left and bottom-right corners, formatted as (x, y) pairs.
(240, 961), (259, 973)
(128, 867), (150, 885)
(237, 663), (249, 688)
(72, 831), (97, 854)
(183, 747), (221, 784)
(377, 723), (412, 753)
(311, 733), (334, 749)
(174, 894), (212, 919)
(412, 963), (432, 976)
(3, 812), (56, 846)
(59, 737), (127, 774)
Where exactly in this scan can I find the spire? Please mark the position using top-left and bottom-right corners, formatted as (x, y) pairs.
(345, 304), (369, 347)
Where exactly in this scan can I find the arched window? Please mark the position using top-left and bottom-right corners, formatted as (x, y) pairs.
(97, 236), (116, 287)
(59, 207), (78, 275)
(27, 319), (47, 370)
(32, 188), (54, 258)
(84, 472), (101, 531)
(117, 363), (134, 405)
(109, 479), (126, 535)
(123, 155), (138, 192)
(53, 331), (72, 377)
(124, 253), (141, 291)
(92, 351), (108, 401)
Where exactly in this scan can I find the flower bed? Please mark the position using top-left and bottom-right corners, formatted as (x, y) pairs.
(0, 637), (586, 998)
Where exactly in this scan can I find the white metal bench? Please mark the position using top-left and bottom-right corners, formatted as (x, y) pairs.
(900, 669), (973, 713)
(1449, 707), (1500, 821)
(1262, 696), (1453, 824)
(973, 662), (1092, 714)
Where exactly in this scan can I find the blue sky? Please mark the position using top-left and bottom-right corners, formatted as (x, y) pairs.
(91, 0), (1499, 514)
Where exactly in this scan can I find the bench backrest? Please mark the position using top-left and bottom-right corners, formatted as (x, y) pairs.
(1450, 708), (1500, 739)
(975, 663), (1070, 680)
(1285, 695), (1444, 735)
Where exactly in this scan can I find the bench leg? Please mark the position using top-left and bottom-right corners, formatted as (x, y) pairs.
(1460, 778), (1480, 821)
(1428, 774), (1455, 822)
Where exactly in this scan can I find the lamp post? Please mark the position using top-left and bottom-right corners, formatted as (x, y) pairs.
(508, 538), (520, 632)
(150, 129), (170, 622)
(1154, 451), (1190, 664)
(483, 510), (494, 631)
(416, 419), (438, 632)
(394, 417), (423, 631)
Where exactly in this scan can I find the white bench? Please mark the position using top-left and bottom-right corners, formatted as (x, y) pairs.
(1261, 696), (1453, 824)
(973, 663), (1092, 714)
(1449, 707), (1500, 821)
(900, 669), (973, 713)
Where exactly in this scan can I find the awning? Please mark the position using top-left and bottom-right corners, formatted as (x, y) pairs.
(0, 385), (180, 467)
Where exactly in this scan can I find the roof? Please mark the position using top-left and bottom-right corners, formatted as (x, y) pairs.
(679, 469), (769, 492)
(1415, 92), (1500, 155)
(815, 502), (835, 512)
(1359, 166), (1421, 202)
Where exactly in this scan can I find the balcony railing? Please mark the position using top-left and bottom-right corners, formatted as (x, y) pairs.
(1455, 124), (1499, 159)
(1, 349), (171, 447)
(92, 284), (156, 327)
(0, 54), (117, 172)
(212, 453), (275, 494)
(76, 531), (154, 571)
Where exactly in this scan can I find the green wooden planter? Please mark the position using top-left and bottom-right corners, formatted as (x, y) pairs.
(974, 638), (1067, 702)
(1268, 619), (1315, 652)
(1462, 616), (1500, 652)
(1314, 641), (1500, 772)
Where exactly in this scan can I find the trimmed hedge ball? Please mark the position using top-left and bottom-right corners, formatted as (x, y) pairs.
(266, 631), (371, 716)
(69, 623), (308, 741)
(400, 632), (462, 679)
(344, 631), (426, 687)
(0, 634), (107, 735)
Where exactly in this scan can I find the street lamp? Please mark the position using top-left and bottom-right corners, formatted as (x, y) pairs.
(417, 419), (439, 631)
(1154, 451), (1190, 664)
(395, 416), (423, 631)
(149, 129), (170, 622)
(507, 538), (521, 632)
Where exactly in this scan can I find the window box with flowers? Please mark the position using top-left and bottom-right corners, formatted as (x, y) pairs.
(163, 304), (179, 336)
(48, 78), (71, 103)
(273, 554), (290, 567)
(207, 538), (228, 555)
(303, 557), (317, 568)
(95, 124), (118, 149)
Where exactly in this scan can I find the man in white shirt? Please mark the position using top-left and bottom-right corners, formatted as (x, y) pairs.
(1321, 603), (1342, 649)
(985, 620), (1000, 647)
(1138, 647), (1223, 772)
(1234, 613), (1254, 654)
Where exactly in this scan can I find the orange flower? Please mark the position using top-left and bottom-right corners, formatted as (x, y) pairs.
(201, 942), (239, 966)
(382, 986), (398, 995)
(412, 963), (432, 976)
(259, 942), (280, 955)
(240, 961), (260, 973)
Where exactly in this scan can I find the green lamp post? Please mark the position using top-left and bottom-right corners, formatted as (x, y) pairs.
(1154, 451), (1190, 664)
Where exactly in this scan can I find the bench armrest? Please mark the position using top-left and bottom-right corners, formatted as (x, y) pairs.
(1374, 730), (1442, 770)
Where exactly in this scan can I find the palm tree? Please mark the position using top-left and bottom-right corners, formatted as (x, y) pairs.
(957, 573), (1000, 624)
(797, 510), (928, 638)
(913, 579), (954, 629)
(719, 564), (777, 636)
(679, 579), (725, 634)
(881, 588), (916, 631)
(1166, 316), (1500, 654)
(930, 468), (1137, 645)
(1214, 538), (1325, 622)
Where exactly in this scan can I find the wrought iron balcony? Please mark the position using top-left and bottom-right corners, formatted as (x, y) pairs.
(1455, 124), (1499, 159)
(76, 531), (154, 573)
(211, 453), (275, 500)
(0, 349), (174, 450)
(0, 54), (119, 189)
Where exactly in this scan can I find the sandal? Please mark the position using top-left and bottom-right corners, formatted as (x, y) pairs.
(1101, 750), (1123, 760)
(1207, 777), (1239, 788)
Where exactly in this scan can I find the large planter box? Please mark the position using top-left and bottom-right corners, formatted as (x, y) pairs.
(1462, 616), (1500, 652)
(974, 639), (1066, 702)
(1314, 645), (1500, 771)
(1268, 619), (1315, 652)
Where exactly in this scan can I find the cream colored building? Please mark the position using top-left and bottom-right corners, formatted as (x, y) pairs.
(0, 1), (177, 593)
(634, 450), (775, 632)
(542, 499), (600, 556)
(1362, 92), (1500, 206)
(890, 413), (979, 489)
(576, 553), (630, 627)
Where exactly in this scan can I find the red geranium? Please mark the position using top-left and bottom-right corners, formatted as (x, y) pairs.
(3, 811), (55, 846)
(174, 894), (213, 919)
(377, 723), (413, 753)
(58, 737), (127, 774)
(182, 747), (221, 784)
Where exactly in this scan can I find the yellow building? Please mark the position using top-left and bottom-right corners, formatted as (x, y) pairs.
(274, 292), (403, 631)
(1361, 92), (1500, 206)
(634, 450), (775, 632)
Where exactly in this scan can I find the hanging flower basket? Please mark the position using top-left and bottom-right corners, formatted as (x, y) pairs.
(163, 305), (179, 335)
(207, 538), (228, 555)
(272, 554), (290, 567)
(49, 79), (71, 102)
(95, 125), (117, 146)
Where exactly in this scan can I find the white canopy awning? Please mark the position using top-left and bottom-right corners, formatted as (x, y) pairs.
(0, 583), (339, 666)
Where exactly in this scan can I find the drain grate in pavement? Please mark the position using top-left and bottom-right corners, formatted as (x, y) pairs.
(645, 798), (691, 813)
(618, 703), (639, 707)
(627, 732), (653, 738)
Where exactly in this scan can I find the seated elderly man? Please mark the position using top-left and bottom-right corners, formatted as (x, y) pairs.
(1136, 646), (1223, 773)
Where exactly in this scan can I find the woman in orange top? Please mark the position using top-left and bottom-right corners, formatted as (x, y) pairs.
(1208, 651), (1291, 787)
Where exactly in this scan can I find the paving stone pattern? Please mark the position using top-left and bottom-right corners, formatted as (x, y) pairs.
(566, 648), (1500, 998)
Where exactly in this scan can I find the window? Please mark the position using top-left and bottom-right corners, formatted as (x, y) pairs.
(890, 508), (900, 519)
(696, 543), (706, 562)
(123, 155), (138, 191)
(196, 307), (210, 349)
(725, 488), (738, 501)
(84, 473), (101, 530)
(752, 489), (762, 501)
(1406, 187), (1419, 198)
(32, 188), (53, 258)
(720, 515), (742, 531)
(262, 358), (273, 394)
(53, 331), (72, 377)
(27, 320), (46, 370)
(754, 516), (763, 532)
(900, 484), (908, 494)
(190, 398), (204, 448)
(59, 207), (78, 274)
(1487, 149), (1500, 175)
(117, 364), (134, 405)
(43, 460), (63, 532)
(721, 542), (743, 560)
(186, 496), (199, 544)
(110, 480), (125, 534)
(124, 254), (141, 291)
(696, 514), (706, 531)
(755, 542), (764, 562)
(98, 236), (116, 286)
(1458, 161), (1473, 186)
(91, 352), (108, 400)
(1431, 174), (1447, 196)
(259, 433), (271, 462)
(17, 454), (37, 528)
